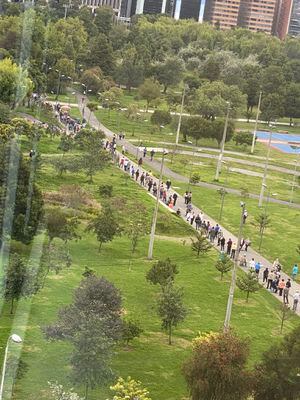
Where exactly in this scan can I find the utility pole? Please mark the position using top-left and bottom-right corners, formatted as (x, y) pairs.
(258, 131), (273, 207)
(251, 91), (262, 154)
(223, 202), (246, 332)
(215, 102), (230, 181)
(171, 85), (187, 164)
(148, 150), (167, 260)
(290, 149), (300, 205)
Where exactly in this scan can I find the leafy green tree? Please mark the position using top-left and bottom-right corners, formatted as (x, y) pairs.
(253, 324), (300, 400)
(126, 104), (139, 121)
(44, 275), (122, 399)
(138, 78), (161, 111)
(155, 56), (184, 93)
(0, 58), (32, 107)
(0, 254), (41, 314)
(94, 6), (114, 36)
(86, 101), (98, 123)
(261, 65), (286, 95)
(0, 102), (10, 123)
(40, 242), (72, 287)
(278, 303), (293, 334)
(215, 255), (232, 280)
(260, 93), (285, 123)
(254, 213), (271, 250)
(88, 33), (115, 75)
(125, 204), (149, 256)
(58, 135), (72, 157)
(81, 67), (104, 95)
(157, 282), (187, 345)
(115, 46), (144, 92)
(284, 83), (300, 126)
(234, 131), (254, 147)
(45, 207), (80, 246)
(150, 110), (171, 131)
(121, 319), (143, 346)
(211, 119), (235, 146)
(86, 206), (121, 251)
(236, 271), (260, 302)
(110, 376), (151, 400)
(180, 116), (211, 144)
(183, 331), (251, 400)
(191, 231), (212, 257)
(146, 258), (178, 288)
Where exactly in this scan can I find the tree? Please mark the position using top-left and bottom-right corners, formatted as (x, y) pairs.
(234, 131), (254, 147)
(211, 119), (235, 146)
(236, 271), (260, 302)
(215, 255), (232, 280)
(58, 135), (73, 157)
(278, 303), (293, 334)
(253, 324), (300, 400)
(86, 101), (98, 123)
(125, 204), (149, 256)
(49, 382), (83, 400)
(0, 141), (44, 244)
(0, 102), (10, 123)
(44, 275), (123, 397)
(81, 67), (104, 95)
(150, 110), (171, 131)
(284, 83), (300, 126)
(183, 331), (251, 400)
(45, 207), (80, 246)
(121, 319), (143, 346)
(260, 93), (285, 123)
(0, 58), (32, 107)
(94, 6), (114, 36)
(88, 33), (115, 75)
(146, 258), (178, 288)
(191, 231), (212, 257)
(40, 242), (72, 287)
(254, 213), (271, 250)
(155, 56), (184, 93)
(138, 78), (161, 111)
(180, 116), (211, 144)
(115, 46), (144, 92)
(110, 376), (151, 400)
(0, 254), (41, 314)
(125, 104), (139, 121)
(157, 282), (187, 345)
(86, 205), (121, 251)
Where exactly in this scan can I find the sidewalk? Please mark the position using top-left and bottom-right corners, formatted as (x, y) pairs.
(80, 96), (300, 315)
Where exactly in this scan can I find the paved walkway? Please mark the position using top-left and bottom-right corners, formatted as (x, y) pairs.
(78, 96), (300, 314)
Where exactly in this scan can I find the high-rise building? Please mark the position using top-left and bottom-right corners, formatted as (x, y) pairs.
(81, 0), (121, 12)
(143, 0), (163, 14)
(237, 0), (278, 34)
(274, 0), (293, 39)
(289, 0), (300, 36)
(179, 0), (202, 20)
(203, 0), (241, 29)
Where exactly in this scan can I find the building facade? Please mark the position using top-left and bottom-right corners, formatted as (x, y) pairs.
(81, 0), (121, 12)
(237, 0), (278, 34)
(289, 0), (300, 35)
(203, 0), (241, 29)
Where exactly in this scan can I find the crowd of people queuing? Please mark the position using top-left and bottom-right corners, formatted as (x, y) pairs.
(102, 134), (300, 313)
(54, 102), (84, 135)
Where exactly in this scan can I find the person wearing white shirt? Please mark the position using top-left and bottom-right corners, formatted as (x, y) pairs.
(293, 291), (299, 312)
(249, 258), (255, 271)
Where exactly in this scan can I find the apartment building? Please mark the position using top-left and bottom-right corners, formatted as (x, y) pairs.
(203, 0), (241, 29)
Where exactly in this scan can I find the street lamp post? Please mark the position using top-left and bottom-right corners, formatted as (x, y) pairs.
(224, 202), (246, 332)
(215, 102), (230, 181)
(148, 150), (168, 260)
(258, 130), (273, 207)
(258, 185), (277, 250)
(0, 334), (22, 400)
(218, 161), (230, 221)
(251, 91), (262, 154)
(290, 150), (300, 205)
(55, 70), (65, 100)
(187, 141), (196, 192)
(171, 84), (188, 164)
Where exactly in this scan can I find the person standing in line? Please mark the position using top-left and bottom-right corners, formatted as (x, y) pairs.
(172, 193), (178, 206)
(231, 242), (237, 259)
(190, 213), (195, 226)
(255, 261), (261, 277)
(278, 279), (285, 296)
(140, 172), (145, 186)
(184, 191), (188, 204)
(226, 239), (232, 255)
(138, 157), (143, 166)
(249, 258), (255, 272)
(143, 147), (147, 157)
(150, 149), (155, 161)
(293, 291), (299, 312)
(263, 267), (269, 284)
(242, 209), (248, 224)
(244, 238), (251, 251)
(220, 237), (225, 251)
(135, 169), (140, 181)
(283, 279), (291, 304)
(195, 214), (201, 230)
(166, 179), (171, 190)
(267, 270), (274, 289)
(292, 264), (298, 280)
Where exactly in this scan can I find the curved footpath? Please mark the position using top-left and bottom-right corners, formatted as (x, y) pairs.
(77, 96), (300, 315)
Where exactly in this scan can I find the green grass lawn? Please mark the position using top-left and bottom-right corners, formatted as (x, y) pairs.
(0, 133), (298, 400)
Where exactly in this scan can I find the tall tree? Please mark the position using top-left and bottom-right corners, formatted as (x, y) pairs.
(180, 116), (211, 144)
(146, 258), (178, 288)
(155, 56), (185, 93)
(211, 119), (235, 146)
(138, 78), (161, 111)
(191, 231), (212, 257)
(260, 93), (285, 123)
(253, 325), (300, 400)
(215, 255), (232, 280)
(115, 46), (144, 92)
(157, 282), (187, 345)
(236, 271), (260, 302)
(88, 33), (115, 75)
(183, 331), (251, 400)
(86, 205), (121, 251)
(284, 83), (300, 126)
(0, 254), (41, 314)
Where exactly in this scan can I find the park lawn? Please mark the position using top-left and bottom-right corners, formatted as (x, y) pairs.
(164, 153), (300, 204)
(45, 93), (77, 104)
(10, 231), (299, 400)
(171, 181), (300, 276)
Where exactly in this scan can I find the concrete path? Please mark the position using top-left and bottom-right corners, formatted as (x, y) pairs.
(78, 96), (300, 314)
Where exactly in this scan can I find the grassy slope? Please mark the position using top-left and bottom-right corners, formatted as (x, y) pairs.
(0, 134), (296, 400)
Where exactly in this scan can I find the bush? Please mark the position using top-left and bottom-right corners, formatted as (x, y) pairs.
(190, 172), (201, 184)
(98, 184), (113, 197)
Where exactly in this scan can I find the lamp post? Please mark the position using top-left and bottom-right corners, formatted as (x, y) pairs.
(258, 184), (277, 250)
(290, 150), (300, 205)
(258, 129), (273, 207)
(187, 141), (196, 192)
(0, 334), (22, 400)
(171, 84), (188, 164)
(148, 150), (168, 260)
(215, 102), (230, 181)
(251, 91), (262, 154)
(218, 161), (230, 221)
(224, 202), (246, 332)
